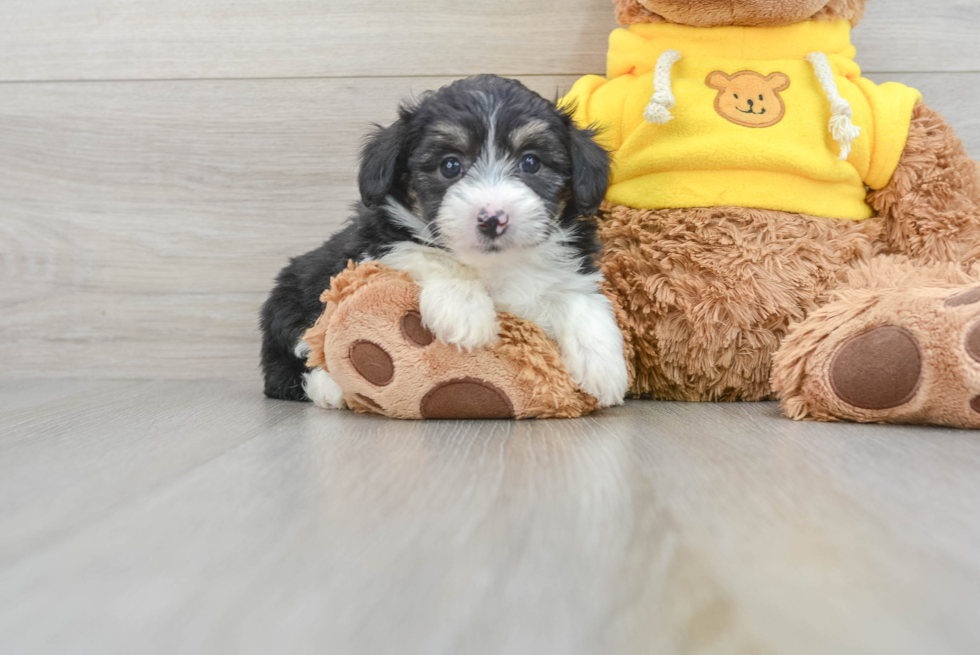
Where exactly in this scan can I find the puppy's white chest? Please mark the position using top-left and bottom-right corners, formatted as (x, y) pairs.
(483, 268), (552, 321)
(380, 240), (589, 325)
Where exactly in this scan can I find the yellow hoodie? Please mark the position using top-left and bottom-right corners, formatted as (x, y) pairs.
(563, 20), (922, 220)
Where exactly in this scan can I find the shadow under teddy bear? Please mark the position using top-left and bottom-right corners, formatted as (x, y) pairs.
(309, 0), (980, 428)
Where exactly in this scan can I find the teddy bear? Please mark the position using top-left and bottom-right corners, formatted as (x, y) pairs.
(560, 0), (980, 428)
(307, 0), (980, 427)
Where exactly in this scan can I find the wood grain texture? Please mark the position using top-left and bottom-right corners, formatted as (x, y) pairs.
(0, 75), (579, 379)
(1, 380), (979, 654)
(0, 0), (617, 82)
(0, 0), (977, 82)
(2, 73), (978, 380)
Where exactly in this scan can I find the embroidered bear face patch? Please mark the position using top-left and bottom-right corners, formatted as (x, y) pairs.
(705, 71), (791, 128)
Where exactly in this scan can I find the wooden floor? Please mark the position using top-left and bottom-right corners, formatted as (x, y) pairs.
(2, 379), (979, 654)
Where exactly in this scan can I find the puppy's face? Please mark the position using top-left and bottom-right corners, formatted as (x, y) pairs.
(410, 114), (570, 257)
(358, 76), (609, 262)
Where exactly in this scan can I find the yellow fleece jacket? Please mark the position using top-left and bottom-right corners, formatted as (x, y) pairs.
(564, 20), (922, 220)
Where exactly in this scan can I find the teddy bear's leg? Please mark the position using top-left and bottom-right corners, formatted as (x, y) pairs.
(773, 256), (980, 427)
(304, 263), (598, 420)
(869, 102), (980, 266)
(596, 202), (881, 401)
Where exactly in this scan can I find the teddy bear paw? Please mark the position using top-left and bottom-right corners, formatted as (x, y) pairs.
(340, 312), (515, 419)
(305, 263), (597, 420)
(775, 284), (980, 428)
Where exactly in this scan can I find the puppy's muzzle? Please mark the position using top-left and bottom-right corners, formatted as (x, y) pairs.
(476, 207), (510, 239)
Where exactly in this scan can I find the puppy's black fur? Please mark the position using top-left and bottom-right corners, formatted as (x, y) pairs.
(260, 75), (609, 401)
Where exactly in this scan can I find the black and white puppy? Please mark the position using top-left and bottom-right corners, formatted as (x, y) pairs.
(260, 75), (628, 408)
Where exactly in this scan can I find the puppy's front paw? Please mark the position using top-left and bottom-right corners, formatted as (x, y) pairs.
(570, 353), (629, 408)
(419, 280), (499, 351)
(303, 368), (347, 409)
(561, 331), (629, 408)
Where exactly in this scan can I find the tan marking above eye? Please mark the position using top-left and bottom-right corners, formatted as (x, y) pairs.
(509, 119), (551, 150)
(428, 122), (470, 150)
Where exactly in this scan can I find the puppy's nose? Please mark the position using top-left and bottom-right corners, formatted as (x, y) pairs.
(477, 207), (509, 239)
(747, 98), (755, 107)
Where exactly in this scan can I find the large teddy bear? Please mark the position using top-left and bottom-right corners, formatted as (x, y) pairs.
(308, 0), (980, 427)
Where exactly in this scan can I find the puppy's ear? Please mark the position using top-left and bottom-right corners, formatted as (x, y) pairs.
(358, 106), (414, 207)
(567, 123), (610, 217)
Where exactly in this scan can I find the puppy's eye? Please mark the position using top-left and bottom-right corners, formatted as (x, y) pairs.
(759, 94), (764, 101)
(440, 157), (462, 179)
(519, 154), (540, 174)
(733, 93), (739, 99)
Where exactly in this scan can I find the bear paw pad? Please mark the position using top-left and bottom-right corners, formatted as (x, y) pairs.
(419, 378), (515, 419)
(829, 325), (923, 410)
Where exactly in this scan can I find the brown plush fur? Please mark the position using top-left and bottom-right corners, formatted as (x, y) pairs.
(870, 103), (980, 266)
(616, 0), (865, 27)
(595, 99), (980, 407)
(770, 103), (980, 426)
(304, 262), (599, 419)
(772, 257), (980, 428)
(590, 1), (980, 425)
(597, 203), (883, 401)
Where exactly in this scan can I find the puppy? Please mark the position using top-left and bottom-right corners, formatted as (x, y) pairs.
(260, 75), (629, 409)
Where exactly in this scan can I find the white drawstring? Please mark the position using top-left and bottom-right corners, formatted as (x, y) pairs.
(643, 49), (683, 124)
(806, 52), (862, 161)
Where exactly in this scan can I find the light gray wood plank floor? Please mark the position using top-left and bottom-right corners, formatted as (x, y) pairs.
(2, 379), (979, 655)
